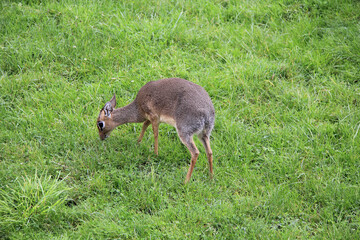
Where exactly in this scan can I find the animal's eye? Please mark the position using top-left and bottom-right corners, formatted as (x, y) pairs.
(97, 121), (105, 130)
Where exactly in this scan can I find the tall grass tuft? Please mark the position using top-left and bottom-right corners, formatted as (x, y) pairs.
(0, 171), (70, 232)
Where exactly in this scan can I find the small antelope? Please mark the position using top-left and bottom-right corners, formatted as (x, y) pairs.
(96, 78), (215, 183)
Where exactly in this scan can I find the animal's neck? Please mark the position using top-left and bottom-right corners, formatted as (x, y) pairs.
(112, 101), (144, 126)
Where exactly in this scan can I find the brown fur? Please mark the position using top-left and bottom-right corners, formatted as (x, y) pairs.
(97, 78), (215, 183)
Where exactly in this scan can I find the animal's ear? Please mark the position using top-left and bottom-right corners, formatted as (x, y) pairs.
(104, 94), (116, 117)
(104, 102), (113, 117)
(109, 94), (116, 108)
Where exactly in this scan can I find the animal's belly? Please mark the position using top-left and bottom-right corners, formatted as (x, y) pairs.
(160, 115), (176, 127)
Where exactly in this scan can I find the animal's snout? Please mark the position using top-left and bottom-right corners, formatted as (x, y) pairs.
(99, 132), (108, 141)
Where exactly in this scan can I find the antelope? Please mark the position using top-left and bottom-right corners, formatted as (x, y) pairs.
(96, 78), (215, 183)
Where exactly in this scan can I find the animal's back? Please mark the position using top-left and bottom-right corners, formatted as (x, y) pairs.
(135, 78), (215, 131)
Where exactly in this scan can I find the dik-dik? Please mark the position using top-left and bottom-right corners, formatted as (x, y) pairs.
(96, 78), (215, 183)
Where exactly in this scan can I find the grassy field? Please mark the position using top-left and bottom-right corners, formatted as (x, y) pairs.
(1, 0), (359, 238)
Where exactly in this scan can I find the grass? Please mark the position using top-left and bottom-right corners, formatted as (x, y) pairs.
(1, 0), (359, 238)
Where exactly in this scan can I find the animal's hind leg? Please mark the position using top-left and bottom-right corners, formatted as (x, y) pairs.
(199, 134), (213, 179)
(178, 132), (200, 184)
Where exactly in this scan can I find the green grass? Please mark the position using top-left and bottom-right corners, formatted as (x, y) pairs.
(1, 0), (359, 238)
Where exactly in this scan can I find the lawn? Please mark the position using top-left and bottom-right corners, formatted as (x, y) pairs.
(1, 0), (359, 239)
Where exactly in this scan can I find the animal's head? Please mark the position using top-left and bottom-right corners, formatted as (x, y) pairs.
(97, 94), (116, 140)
